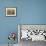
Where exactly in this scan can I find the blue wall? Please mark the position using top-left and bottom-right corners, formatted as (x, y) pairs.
(21, 0), (46, 24)
(0, 0), (46, 44)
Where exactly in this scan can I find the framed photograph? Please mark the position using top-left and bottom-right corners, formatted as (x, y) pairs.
(6, 8), (16, 16)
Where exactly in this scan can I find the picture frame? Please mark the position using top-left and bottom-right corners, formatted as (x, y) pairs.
(6, 8), (16, 16)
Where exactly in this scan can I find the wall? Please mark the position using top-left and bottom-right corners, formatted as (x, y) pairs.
(0, 0), (46, 44)
(21, 0), (46, 24)
(0, 0), (21, 44)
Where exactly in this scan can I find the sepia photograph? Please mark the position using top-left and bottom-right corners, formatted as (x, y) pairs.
(6, 8), (16, 16)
